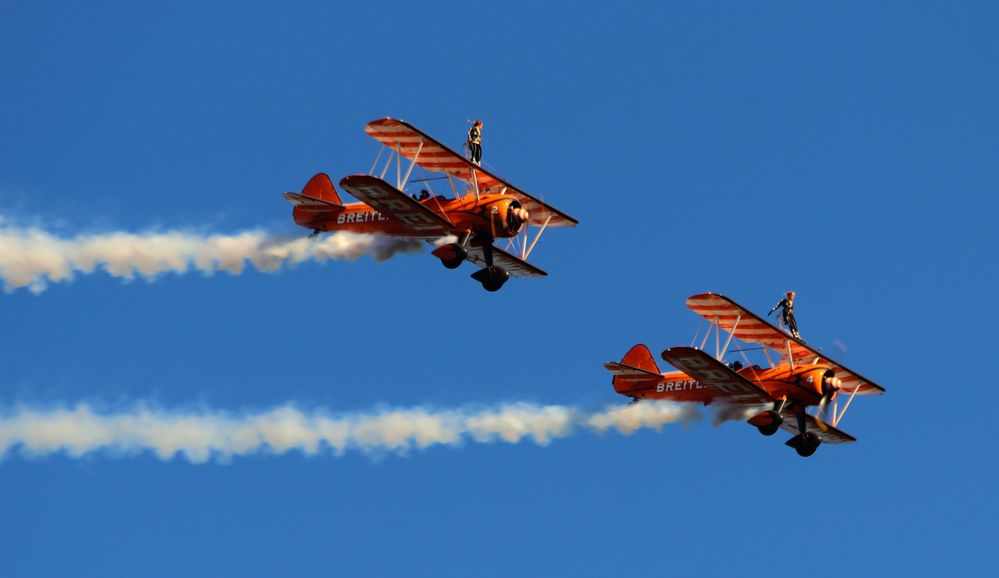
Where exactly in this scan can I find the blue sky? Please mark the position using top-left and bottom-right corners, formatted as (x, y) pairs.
(1, 1), (997, 576)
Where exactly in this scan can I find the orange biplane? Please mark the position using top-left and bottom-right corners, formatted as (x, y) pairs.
(283, 118), (578, 291)
(605, 293), (885, 457)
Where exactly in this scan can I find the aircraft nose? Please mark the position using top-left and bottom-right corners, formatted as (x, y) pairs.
(822, 375), (842, 394)
(508, 206), (529, 229)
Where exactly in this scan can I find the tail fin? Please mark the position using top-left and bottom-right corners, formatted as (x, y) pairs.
(604, 344), (663, 395)
(282, 173), (344, 207)
(620, 344), (660, 374)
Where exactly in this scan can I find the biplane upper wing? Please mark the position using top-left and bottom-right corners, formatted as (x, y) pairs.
(779, 411), (857, 444)
(685, 293), (886, 396)
(660, 346), (773, 405)
(465, 243), (547, 278)
(364, 118), (578, 228)
(339, 174), (454, 238)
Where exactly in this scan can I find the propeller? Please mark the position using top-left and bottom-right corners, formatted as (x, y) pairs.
(507, 204), (530, 231)
(816, 375), (842, 422)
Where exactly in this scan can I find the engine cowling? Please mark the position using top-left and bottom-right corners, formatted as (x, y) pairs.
(798, 368), (838, 397)
(490, 199), (530, 236)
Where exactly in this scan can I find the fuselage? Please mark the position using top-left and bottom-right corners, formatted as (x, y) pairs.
(620, 363), (834, 407)
(293, 193), (525, 239)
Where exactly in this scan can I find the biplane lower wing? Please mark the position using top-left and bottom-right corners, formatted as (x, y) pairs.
(779, 412), (856, 444)
(339, 174), (454, 238)
(660, 346), (773, 405)
(465, 244), (547, 278)
(686, 293), (886, 396)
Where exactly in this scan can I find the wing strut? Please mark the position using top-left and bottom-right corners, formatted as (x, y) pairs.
(715, 317), (721, 358)
(689, 319), (705, 347)
(524, 215), (552, 259)
(718, 314), (741, 360)
(833, 385), (860, 426)
(762, 347), (775, 369)
(470, 168), (481, 201)
(379, 146), (395, 180)
(699, 316), (716, 350)
(447, 174), (460, 199)
(395, 142), (402, 188)
(400, 139), (424, 190)
(368, 146), (385, 176)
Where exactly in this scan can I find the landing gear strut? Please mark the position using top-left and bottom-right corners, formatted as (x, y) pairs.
(785, 410), (821, 457)
(469, 235), (509, 292)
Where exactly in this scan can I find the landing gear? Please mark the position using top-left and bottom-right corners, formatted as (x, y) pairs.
(309, 228), (321, 238)
(756, 410), (782, 437)
(431, 231), (470, 270)
(789, 433), (821, 457)
(785, 410), (821, 457)
(749, 401), (785, 436)
(473, 267), (509, 292)
(469, 234), (509, 292)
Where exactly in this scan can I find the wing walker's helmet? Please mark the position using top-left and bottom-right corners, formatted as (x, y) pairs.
(474, 120), (483, 127)
(787, 291), (795, 298)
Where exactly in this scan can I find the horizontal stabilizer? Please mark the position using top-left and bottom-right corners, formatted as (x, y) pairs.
(604, 361), (660, 378)
(283, 173), (345, 215)
(605, 344), (662, 395)
(282, 192), (342, 207)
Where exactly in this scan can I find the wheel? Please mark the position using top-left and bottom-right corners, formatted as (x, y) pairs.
(442, 258), (462, 269)
(755, 410), (782, 436)
(794, 433), (821, 457)
(481, 278), (504, 292)
(476, 267), (508, 292)
(757, 423), (780, 436)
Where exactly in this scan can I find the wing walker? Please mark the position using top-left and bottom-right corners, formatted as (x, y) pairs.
(605, 293), (886, 457)
(283, 117), (578, 291)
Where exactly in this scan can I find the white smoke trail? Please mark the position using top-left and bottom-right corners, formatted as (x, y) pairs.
(0, 401), (699, 464)
(711, 403), (770, 426)
(0, 223), (423, 293)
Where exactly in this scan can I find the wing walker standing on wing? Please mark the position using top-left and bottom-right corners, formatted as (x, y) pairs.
(467, 120), (483, 166)
(605, 293), (885, 457)
(768, 290), (800, 339)
(282, 117), (577, 292)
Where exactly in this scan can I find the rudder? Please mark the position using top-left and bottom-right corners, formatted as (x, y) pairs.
(605, 344), (662, 396)
(621, 344), (660, 374)
(300, 173), (343, 205)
